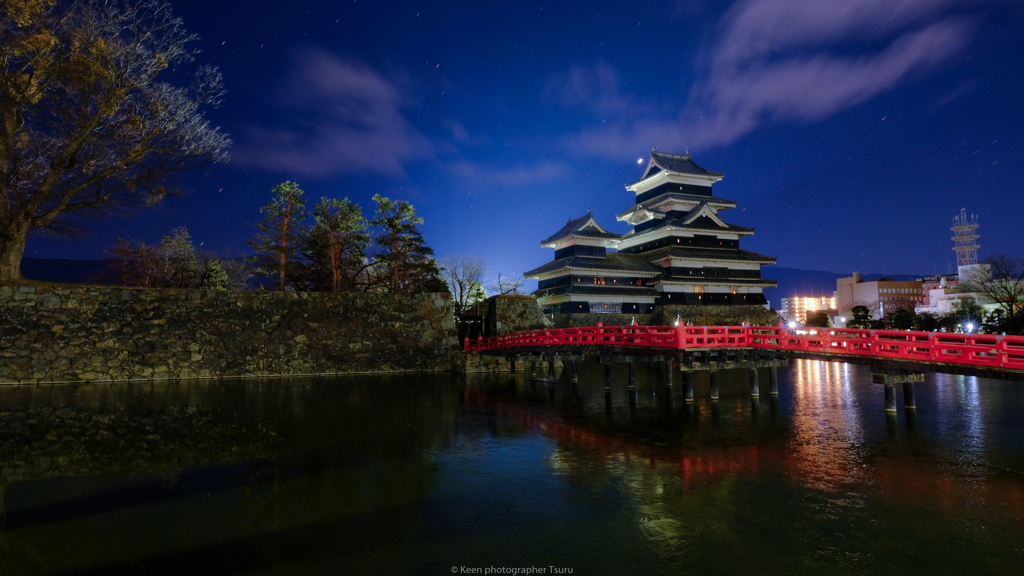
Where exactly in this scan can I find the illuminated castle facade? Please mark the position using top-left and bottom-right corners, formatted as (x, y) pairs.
(525, 150), (777, 314)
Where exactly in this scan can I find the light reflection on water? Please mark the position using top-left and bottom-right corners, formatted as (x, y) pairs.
(0, 359), (1023, 575)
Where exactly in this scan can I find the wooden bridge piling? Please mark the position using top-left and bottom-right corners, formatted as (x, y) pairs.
(769, 367), (779, 396)
(749, 367), (760, 398)
(684, 371), (695, 403)
(710, 371), (720, 400)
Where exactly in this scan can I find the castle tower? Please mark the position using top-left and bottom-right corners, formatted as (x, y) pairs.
(525, 150), (777, 314)
(614, 150), (776, 306)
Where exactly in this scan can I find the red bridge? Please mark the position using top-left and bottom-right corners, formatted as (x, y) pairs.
(465, 325), (1024, 373)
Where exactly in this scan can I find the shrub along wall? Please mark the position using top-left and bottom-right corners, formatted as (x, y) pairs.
(0, 285), (457, 384)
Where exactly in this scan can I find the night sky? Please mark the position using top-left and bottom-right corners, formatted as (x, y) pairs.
(26, 0), (1024, 291)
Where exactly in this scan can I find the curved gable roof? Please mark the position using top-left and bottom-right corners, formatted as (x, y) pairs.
(642, 151), (723, 180)
(540, 212), (620, 245)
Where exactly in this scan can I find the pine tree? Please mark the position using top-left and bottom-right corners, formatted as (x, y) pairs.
(309, 197), (370, 292)
(369, 194), (445, 294)
(247, 181), (307, 291)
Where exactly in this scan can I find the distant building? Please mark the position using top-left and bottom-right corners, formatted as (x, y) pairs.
(914, 211), (992, 316)
(836, 272), (925, 320)
(781, 296), (836, 324)
(525, 150), (777, 314)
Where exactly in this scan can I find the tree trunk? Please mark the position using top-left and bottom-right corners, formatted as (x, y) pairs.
(0, 227), (28, 285)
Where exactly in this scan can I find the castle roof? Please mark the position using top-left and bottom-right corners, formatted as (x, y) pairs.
(616, 192), (736, 221)
(629, 151), (723, 186)
(619, 201), (754, 237)
(643, 245), (777, 264)
(539, 212), (620, 246)
(524, 252), (662, 278)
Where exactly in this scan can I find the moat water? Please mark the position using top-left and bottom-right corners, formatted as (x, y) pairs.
(1, 360), (1023, 575)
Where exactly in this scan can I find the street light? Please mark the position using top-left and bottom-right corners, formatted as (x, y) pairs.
(966, 322), (974, 334)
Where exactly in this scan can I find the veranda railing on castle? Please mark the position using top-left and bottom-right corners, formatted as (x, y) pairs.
(463, 325), (1024, 370)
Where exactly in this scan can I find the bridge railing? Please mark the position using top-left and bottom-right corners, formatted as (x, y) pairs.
(464, 325), (1024, 370)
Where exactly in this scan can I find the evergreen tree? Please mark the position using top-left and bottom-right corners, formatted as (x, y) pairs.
(847, 305), (873, 329)
(804, 311), (830, 327)
(888, 308), (914, 330)
(912, 312), (940, 332)
(309, 197), (370, 292)
(199, 259), (229, 290)
(247, 181), (307, 291)
(369, 194), (445, 294)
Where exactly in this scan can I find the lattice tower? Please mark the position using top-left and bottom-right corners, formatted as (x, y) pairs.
(950, 208), (979, 266)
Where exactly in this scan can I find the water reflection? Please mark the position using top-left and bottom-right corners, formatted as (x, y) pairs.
(0, 361), (1023, 575)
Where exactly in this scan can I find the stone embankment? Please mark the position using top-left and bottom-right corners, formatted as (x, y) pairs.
(0, 285), (457, 383)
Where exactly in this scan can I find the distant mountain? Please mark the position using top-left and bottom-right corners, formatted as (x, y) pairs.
(18, 258), (924, 307)
(20, 257), (116, 285)
(762, 266), (923, 310)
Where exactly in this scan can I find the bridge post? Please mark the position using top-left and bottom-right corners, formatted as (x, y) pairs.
(884, 385), (897, 413)
(510, 356), (517, 374)
(665, 360), (674, 386)
(530, 360), (537, 377)
(749, 367), (760, 398)
(604, 361), (612, 391)
(628, 361), (636, 389)
(710, 371), (720, 400)
(903, 383), (916, 410)
(769, 367), (779, 396)
(547, 355), (555, 380)
(683, 371), (695, 403)
(873, 372), (924, 412)
(571, 359), (578, 383)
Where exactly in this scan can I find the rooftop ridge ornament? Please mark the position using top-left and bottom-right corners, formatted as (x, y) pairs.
(951, 208), (980, 267)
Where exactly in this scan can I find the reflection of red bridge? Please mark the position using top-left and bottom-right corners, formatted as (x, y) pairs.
(461, 388), (1024, 520)
(465, 325), (1024, 372)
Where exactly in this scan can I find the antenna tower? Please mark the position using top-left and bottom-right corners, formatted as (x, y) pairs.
(950, 208), (979, 266)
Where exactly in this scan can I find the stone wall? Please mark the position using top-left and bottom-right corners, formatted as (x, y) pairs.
(549, 312), (654, 329)
(0, 285), (457, 384)
(486, 295), (552, 336)
(650, 304), (781, 327)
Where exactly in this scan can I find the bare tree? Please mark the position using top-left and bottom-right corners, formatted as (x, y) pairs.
(438, 254), (487, 316)
(961, 254), (1024, 327)
(492, 272), (526, 295)
(0, 0), (230, 284)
